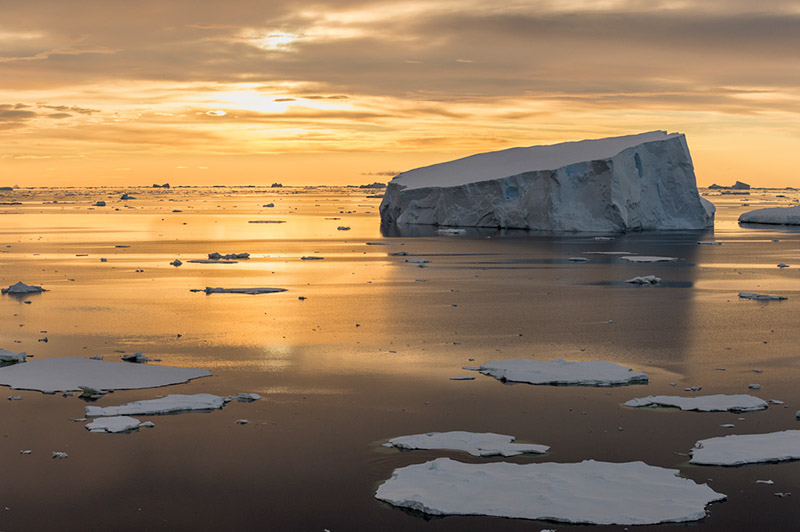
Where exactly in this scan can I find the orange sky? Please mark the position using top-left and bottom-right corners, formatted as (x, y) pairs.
(2, 0), (799, 187)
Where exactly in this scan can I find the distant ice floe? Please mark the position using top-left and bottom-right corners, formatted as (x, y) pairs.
(121, 351), (159, 363)
(620, 256), (678, 263)
(691, 430), (800, 466)
(301, 256), (324, 260)
(248, 220), (286, 224)
(197, 287), (287, 295)
(0, 357), (210, 393)
(236, 392), (261, 402)
(385, 431), (549, 457)
(625, 275), (661, 285)
(624, 394), (768, 412)
(0, 349), (27, 364)
(170, 259), (182, 267)
(366, 242), (403, 246)
(208, 252), (249, 260)
(2, 282), (46, 295)
(85, 393), (227, 417)
(697, 241), (722, 245)
(739, 205), (800, 225)
(738, 292), (787, 301)
(85, 416), (142, 433)
(568, 257), (589, 262)
(478, 359), (648, 386)
(375, 458), (724, 525)
(405, 258), (430, 264)
(437, 228), (466, 235)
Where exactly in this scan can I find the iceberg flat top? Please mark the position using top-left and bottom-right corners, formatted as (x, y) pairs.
(739, 206), (800, 225)
(85, 393), (227, 417)
(386, 431), (549, 457)
(479, 358), (648, 386)
(625, 394), (768, 412)
(691, 430), (800, 466)
(390, 131), (679, 191)
(0, 357), (211, 393)
(375, 457), (724, 525)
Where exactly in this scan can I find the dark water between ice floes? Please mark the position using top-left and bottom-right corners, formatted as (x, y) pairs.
(1, 187), (800, 531)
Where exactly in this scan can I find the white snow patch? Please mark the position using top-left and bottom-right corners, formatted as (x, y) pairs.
(479, 359), (648, 386)
(739, 206), (800, 225)
(386, 432), (548, 457)
(691, 430), (800, 466)
(375, 458), (724, 525)
(624, 394), (768, 412)
(620, 256), (678, 263)
(85, 416), (142, 433)
(2, 282), (46, 294)
(86, 393), (227, 417)
(738, 292), (787, 301)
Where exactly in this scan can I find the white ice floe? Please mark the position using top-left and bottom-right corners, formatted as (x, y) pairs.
(620, 256), (678, 263)
(85, 416), (142, 433)
(52, 452), (68, 459)
(121, 351), (158, 363)
(380, 131), (714, 232)
(0, 357), (211, 393)
(85, 393), (227, 417)
(375, 458), (724, 525)
(2, 282), (46, 294)
(199, 287), (287, 295)
(479, 359), (648, 386)
(568, 257), (589, 262)
(624, 394), (768, 412)
(236, 419), (249, 424)
(385, 431), (548, 457)
(236, 392), (261, 402)
(739, 205), (800, 225)
(405, 258), (430, 264)
(449, 376), (475, 381)
(625, 275), (661, 284)
(738, 292), (787, 301)
(0, 349), (27, 364)
(208, 252), (250, 260)
(691, 430), (800, 466)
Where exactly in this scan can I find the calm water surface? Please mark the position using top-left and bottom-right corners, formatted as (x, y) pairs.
(1, 186), (800, 531)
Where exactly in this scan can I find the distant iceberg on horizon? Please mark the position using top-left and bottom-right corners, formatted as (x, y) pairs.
(380, 131), (715, 232)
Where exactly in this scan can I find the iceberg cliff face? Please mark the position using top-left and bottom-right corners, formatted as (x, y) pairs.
(380, 131), (714, 232)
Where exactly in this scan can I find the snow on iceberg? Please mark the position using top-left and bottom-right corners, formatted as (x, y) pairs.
(385, 431), (548, 457)
(85, 393), (227, 417)
(380, 131), (714, 232)
(0, 357), (211, 393)
(2, 282), (46, 295)
(624, 394), (768, 412)
(739, 206), (800, 226)
(375, 458), (724, 525)
(691, 430), (800, 466)
(479, 359), (648, 386)
(85, 416), (142, 433)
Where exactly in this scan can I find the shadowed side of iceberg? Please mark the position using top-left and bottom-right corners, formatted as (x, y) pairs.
(380, 132), (714, 232)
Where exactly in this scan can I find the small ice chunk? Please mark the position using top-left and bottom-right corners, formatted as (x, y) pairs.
(625, 275), (661, 284)
(777, 263), (790, 268)
(625, 394), (768, 412)
(200, 287), (287, 295)
(94, 201), (106, 207)
(386, 432), (548, 457)
(620, 256), (678, 263)
(85, 416), (141, 433)
(691, 430), (800, 465)
(187, 259), (238, 264)
(697, 241), (722, 245)
(479, 358), (648, 386)
(337, 226), (351, 231)
(236, 393), (261, 402)
(248, 220), (286, 223)
(170, 259), (182, 267)
(235, 419), (249, 424)
(300, 256), (324, 260)
(405, 258), (430, 263)
(121, 351), (157, 363)
(375, 458), (725, 525)
(582, 251), (633, 255)
(757, 480), (775, 485)
(568, 257), (589, 262)
(738, 292), (787, 301)
(2, 282), (47, 294)
(449, 376), (475, 381)
(437, 228), (466, 235)
(52, 452), (68, 459)
(721, 424), (735, 428)
(20, 450), (32, 454)
(769, 399), (784, 405)
(749, 384), (762, 390)
(392, 251), (409, 256)
(462, 366), (481, 371)
(8, 395), (22, 401)
(208, 252), (250, 260)
(85, 393), (227, 417)
(0, 349), (27, 364)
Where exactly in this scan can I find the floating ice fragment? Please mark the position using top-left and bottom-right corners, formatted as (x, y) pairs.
(170, 259), (182, 267)
(582, 251), (633, 255)
(8, 395), (21, 400)
(141, 421), (155, 428)
(738, 292), (787, 301)
(0, 349), (27, 364)
(757, 480), (775, 485)
(749, 384), (761, 390)
(568, 257), (589, 262)
(198, 287), (287, 295)
(386, 432), (548, 457)
(624, 394), (768, 412)
(437, 228), (466, 235)
(738, 205), (800, 225)
(691, 430), (800, 465)
(697, 240), (722, 245)
(376, 458), (724, 524)
(20, 450), (31, 454)
(85, 416), (141, 433)
(777, 263), (790, 268)
(85, 393), (227, 417)
(248, 220), (286, 223)
(2, 282), (46, 295)
(405, 258), (430, 263)
(121, 351), (158, 363)
(337, 226), (351, 231)
(52, 452), (68, 459)
(236, 393), (261, 402)
(479, 359), (648, 386)
(208, 252), (249, 260)
(620, 256), (678, 263)
(625, 275), (661, 284)
(94, 201), (106, 207)
(462, 366), (480, 371)
(236, 419), (248, 424)
(366, 242), (402, 245)
(449, 376), (475, 381)
(187, 259), (238, 264)
(721, 424), (735, 428)
(769, 399), (784, 405)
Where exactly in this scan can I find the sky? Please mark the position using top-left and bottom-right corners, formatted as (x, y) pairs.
(1, 0), (799, 187)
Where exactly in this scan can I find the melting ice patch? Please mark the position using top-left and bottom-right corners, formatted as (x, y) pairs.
(385, 431), (548, 457)
(0, 357), (211, 393)
(479, 359), (648, 386)
(85, 393), (227, 417)
(691, 430), (800, 466)
(625, 394), (768, 412)
(375, 458), (724, 525)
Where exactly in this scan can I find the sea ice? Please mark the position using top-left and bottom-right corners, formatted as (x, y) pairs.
(625, 275), (661, 284)
(301, 256), (324, 260)
(697, 241), (722, 245)
(405, 258), (430, 264)
(0, 357), (211, 393)
(187, 259), (238, 264)
(738, 206), (800, 225)
(479, 359), (648, 386)
(691, 430), (800, 466)
(248, 220), (286, 223)
(85, 393), (228, 417)
(568, 257), (589, 262)
(208, 252), (250, 260)
(375, 458), (724, 524)
(385, 431), (548, 457)
(0, 349), (27, 364)
(620, 256), (678, 263)
(449, 376), (475, 381)
(170, 259), (182, 267)
(199, 287), (287, 295)
(624, 394), (768, 412)
(2, 282), (46, 294)
(738, 292), (787, 301)
(85, 416), (142, 433)
(52, 452), (68, 459)
(380, 131), (714, 232)
(121, 352), (158, 363)
(236, 392), (261, 402)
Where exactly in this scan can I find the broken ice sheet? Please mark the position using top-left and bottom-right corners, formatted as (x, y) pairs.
(691, 430), (800, 466)
(624, 394), (768, 412)
(385, 431), (548, 457)
(85, 416), (142, 433)
(0, 357), (211, 393)
(85, 393), (227, 417)
(375, 458), (724, 525)
(479, 359), (648, 386)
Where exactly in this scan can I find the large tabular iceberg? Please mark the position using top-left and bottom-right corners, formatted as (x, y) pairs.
(380, 131), (715, 231)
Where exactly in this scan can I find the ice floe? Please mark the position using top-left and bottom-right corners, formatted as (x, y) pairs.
(375, 458), (724, 524)
(405, 258), (430, 264)
(691, 430), (800, 466)
(568, 257), (589, 262)
(248, 220), (286, 223)
(121, 352), (159, 363)
(449, 376), (475, 380)
(385, 431), (548, 457)
(0, 357), (211, 393)
(697, 241), (722, 245)
(236, 392), (261, 402)
(85, 416), (142, 433)
(738, 292), (787, 301)
(208, 252), (250, 260)
(2, 282), (46, 294)
(479, 359), (648, 386)
(624, 394), (768, 412)
(625, 275), (661, 284)
(85, 393), (227, 417)
(187, 259), (238, 264)
(301, 256), (324, 260)
(0, 349), (27, 364)
(197, 287), (287, 295)
(620, 256), (678, 263)
(738, 205), (800, 225)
